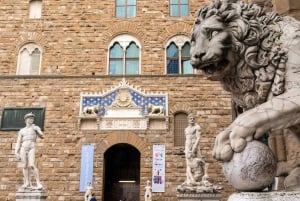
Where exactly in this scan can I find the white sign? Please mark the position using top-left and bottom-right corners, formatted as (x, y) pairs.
(152, 145), (165, 192)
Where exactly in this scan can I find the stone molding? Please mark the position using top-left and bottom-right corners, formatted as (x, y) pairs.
(98, 132), (148, 155)
(228, 191), (300, 201)
(102, 21), (145, 47)
(15, 32), (46, 52)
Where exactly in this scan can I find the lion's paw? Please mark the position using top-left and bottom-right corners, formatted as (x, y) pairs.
(213, 143), (233, 162)
(230, 138), (247, 153)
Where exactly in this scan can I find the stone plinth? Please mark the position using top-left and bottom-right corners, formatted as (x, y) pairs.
(228, 191), (300, 201)
(16, 190), (47, 201)
(177, 193), (221, 201)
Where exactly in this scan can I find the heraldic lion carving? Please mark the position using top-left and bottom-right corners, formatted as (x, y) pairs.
(190, 0), (300, 190)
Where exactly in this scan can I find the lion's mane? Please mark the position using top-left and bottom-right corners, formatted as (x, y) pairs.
(196, 0), (287, 110)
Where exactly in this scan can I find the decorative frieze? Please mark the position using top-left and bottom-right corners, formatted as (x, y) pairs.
(78, 79), (168, 130)
(100, 118), (148, 130)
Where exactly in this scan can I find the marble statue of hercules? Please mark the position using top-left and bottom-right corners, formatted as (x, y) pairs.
(184, 114), (204, 184)
(15, 112), (44, 190)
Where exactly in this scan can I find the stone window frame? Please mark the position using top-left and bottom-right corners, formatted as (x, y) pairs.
(17, 42), (43, 75)
(115, 0), (136, 18)
(169, 0), (189, 17)
(174, 112), (188, 147)
(107, 34), (141, 75)
(165, 35), (194, 74)
(29, 0), (42, 19)
(16, 42), (43, 75)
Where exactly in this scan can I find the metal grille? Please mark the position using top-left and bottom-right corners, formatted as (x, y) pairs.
(174, 113), (188, 146)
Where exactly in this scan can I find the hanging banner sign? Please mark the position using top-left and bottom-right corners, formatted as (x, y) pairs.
(152, 144), (165, 192)
(79, 144), (94, 192)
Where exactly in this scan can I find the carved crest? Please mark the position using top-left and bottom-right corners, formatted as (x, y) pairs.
(111, 87), (135, 107)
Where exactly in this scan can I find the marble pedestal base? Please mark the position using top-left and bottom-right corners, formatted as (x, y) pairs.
(228, 191), (300, 201)
(16, 190), (47, 201)
(177, 193), (221, 201)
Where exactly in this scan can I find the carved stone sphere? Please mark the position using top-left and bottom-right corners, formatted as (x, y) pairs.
(222, 140), (277, 191)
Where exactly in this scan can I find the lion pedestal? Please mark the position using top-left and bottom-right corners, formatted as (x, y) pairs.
(228, 191), (300, 201)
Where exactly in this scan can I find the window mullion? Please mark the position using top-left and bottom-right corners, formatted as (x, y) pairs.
(124, 0), (127, 18)
(178, 46), (182, 74)
(123, 49), (126, 75)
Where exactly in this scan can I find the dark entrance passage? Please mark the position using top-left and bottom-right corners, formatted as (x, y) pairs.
(103, 143), (140, 201)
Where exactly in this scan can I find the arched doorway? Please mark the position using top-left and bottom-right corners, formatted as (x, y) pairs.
(103, 143), (140, 201)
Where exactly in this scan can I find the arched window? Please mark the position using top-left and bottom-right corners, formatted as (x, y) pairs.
(182, 42), (193, 74)
(174, 112), (188, 146)
(125, 42), (139, 74)
(108, 35), (141, 75)
(167, 42), (179, 74)
(109, 43), (124, 75)
(166, 35), (193, 74)
(29, 0), (42, 19)
(17, 43), (42, 75)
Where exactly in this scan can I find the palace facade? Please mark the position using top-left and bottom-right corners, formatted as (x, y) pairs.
(0, 1), (299, 201)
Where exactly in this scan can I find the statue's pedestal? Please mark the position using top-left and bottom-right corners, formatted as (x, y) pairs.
(177, 193), (221, 201)
(228, 191), (300, 201)
(16, 190), (47, 201)
(177, 181), (222, 201)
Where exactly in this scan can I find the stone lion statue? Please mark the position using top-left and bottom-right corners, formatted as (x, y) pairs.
(82, 105), (99, 116)
(148, 104), (164, 115)
(190, 0), (300, 190)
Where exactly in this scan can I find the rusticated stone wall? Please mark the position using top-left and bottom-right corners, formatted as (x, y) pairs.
(0, 0), (209, 76)
(0, 75), (234, 201)
(0, 0), (298, 201)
